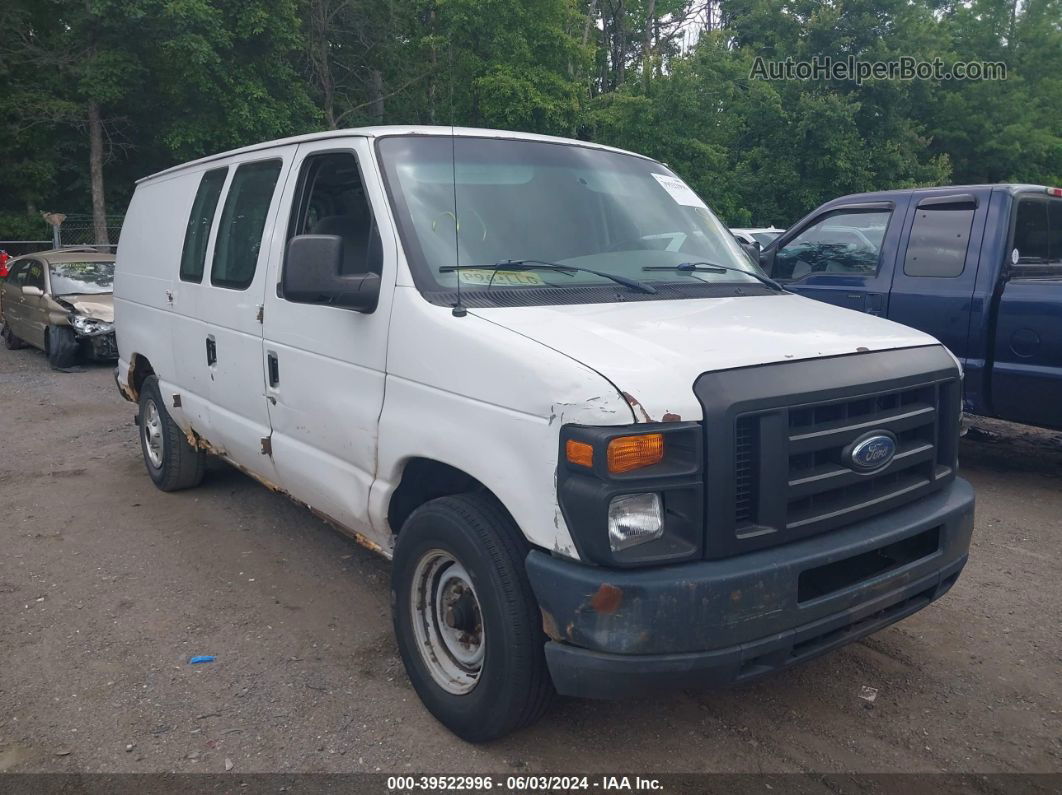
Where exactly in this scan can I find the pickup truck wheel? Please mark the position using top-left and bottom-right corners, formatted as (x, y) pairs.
(3, 324), (25, 350)
(46, 325), (80, 369)
(138, 375), (205, 491)
(392, 493), (553, 742)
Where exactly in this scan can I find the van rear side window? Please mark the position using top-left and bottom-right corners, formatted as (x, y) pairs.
(180, 168), (227, 282)
(211, 159), (283, 290)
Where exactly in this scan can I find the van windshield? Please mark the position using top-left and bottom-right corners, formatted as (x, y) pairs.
(376, 135), (768, 306)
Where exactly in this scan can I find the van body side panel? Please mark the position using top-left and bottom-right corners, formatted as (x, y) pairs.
(373, 287), (634, 557)
(189, 148), (297, 478)
(115, 177), (186, 402)
(260, 137), (394, 548)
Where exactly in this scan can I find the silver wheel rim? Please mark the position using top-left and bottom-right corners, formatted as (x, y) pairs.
(410, 549), (484, 695)
(143, 399), (164, 469)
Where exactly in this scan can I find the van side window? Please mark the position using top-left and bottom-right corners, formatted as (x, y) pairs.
(180, 168), (228, 282)
(211, 159), (283, 290)
(1013, 197), (1062, 270)
(286, 151), (382, 278)
(904, 204), (975, 277)
(774, 209), (891, 281)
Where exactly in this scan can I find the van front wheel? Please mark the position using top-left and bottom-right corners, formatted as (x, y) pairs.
(138, 375), (205, 491)
(392, 493), (553, 742)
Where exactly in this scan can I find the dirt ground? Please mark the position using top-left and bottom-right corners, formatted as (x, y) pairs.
(0, 343), (1060, 776)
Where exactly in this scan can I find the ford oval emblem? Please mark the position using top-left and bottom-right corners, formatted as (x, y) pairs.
(846, 432), (897, 472)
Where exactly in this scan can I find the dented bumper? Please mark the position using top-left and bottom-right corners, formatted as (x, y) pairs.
(526, 477), (974, 699)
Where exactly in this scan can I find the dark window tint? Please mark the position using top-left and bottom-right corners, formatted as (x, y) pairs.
(1048, 199), (1062, 264)
(904, 205), (974, 277)
(180, 168), (228, 282)
(1013, 199), (1050, 264)
(774, 209), (891, 280)
(287, 152), (382, 277)
(211, 160), (282, 289)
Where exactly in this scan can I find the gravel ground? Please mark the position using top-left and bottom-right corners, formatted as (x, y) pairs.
(0, 343), (1060, 775)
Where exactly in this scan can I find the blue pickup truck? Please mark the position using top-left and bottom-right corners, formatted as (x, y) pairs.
(760, 184), (1062, 431)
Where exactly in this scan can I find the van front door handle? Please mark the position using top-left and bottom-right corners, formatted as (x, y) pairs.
(206, 336), (217, 366)
(267, 352), (280, 387)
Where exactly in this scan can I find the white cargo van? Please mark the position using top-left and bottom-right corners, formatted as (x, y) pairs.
(115, 127), (974, 741)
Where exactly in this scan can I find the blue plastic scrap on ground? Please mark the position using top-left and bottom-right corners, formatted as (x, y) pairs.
(188, 655), (216, 664)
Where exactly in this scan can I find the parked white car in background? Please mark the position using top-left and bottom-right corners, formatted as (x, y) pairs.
(115, 126), (974, 741)
(731, 226), (784, 247)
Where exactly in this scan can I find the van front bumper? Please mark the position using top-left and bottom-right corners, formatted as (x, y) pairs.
(526, 477), (974, 699)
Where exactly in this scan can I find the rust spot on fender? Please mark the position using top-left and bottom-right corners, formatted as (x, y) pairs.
(590, 583), (623, 614)
(621, 392), (653, 423)
(541, 609), (563, 641)
(662, 412), (681, 422)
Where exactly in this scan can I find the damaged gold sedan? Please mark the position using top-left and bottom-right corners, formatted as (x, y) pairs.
(0, 249), (117, 369)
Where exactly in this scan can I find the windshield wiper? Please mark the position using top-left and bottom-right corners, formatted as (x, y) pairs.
(642, 262), (784, 292)
(441, 259), (657, 294)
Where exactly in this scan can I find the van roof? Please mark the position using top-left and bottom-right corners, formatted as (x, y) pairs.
(138, 126), (656, 184)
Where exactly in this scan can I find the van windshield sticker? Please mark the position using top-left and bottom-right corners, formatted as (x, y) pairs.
(457, 269), (546, 287)
(651, 173), (708, 209)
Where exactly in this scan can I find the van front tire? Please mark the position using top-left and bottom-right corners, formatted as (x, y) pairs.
(392, 493), (553, 742)
(138, 376), (205, 491)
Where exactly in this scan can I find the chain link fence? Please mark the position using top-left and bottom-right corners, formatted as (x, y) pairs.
(52, 214), (124, 251)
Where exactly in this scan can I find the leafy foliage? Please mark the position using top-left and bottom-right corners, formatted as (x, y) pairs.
(0, 0), (1058, 239)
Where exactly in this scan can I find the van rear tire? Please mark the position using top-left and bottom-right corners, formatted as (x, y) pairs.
(392, 493), (553, 742)
(138, 375), (205, 491)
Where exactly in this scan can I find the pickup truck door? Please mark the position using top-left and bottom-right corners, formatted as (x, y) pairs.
(886, 192), (988, 365)
(988, 194), (1062, 429)
(769, 201), (902, 315)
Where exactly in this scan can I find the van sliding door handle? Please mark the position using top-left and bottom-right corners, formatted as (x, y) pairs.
(205, 336), (217, 366)
(267, 352), (279, 387)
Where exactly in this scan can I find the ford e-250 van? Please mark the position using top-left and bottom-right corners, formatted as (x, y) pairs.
(114, 127), (974, 741)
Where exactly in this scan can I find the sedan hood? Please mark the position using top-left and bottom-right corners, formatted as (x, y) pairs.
(471, 293), (940, 422)
(63, 293), (114, 323)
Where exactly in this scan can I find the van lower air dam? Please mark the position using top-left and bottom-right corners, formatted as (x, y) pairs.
(113, 126), (974, 741)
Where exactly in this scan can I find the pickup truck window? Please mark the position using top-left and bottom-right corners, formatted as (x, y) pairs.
(180, 168), (228, 283)
(904, 206), (974, 277)
(286, 151), (382, 277)
(1013, 197), (1062, 268)
(211, 159), (282, 290)
(774, 209), (890, 280)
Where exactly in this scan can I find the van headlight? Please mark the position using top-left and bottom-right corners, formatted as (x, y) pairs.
(558, 422), (703, 566)
(608, 493), (664, 551)
(70, 315), (114, 336)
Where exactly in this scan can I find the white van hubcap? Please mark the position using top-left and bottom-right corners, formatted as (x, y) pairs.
(411, 550), (484, 694)
(143, 400), (164, 468)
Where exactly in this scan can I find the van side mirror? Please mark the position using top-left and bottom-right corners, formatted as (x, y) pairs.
(282, 234), (380, 313)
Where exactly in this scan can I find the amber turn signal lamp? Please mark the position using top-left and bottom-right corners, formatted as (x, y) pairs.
(607, 433), (664, 474)
(565, 439), (595, 468)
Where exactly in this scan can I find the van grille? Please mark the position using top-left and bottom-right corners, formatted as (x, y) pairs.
(696, 347), (961, 559)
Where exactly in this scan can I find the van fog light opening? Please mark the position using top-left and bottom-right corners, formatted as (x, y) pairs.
(608, 493), (664, 551)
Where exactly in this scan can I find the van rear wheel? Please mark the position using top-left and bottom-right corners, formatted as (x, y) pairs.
(392, 493), (553, 742)
(138, 375), (205, 491)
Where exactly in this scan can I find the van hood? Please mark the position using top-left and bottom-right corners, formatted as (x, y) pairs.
(62, 293), (114, 323)
(471, 293), (940, 423)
